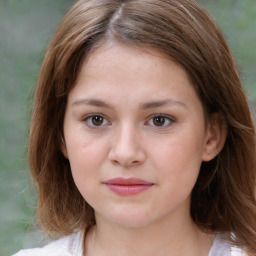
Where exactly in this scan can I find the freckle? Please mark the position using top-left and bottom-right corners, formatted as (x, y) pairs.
(82, 141), (92, 149)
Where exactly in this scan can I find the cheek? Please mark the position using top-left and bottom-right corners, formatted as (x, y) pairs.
(66, 139), (108, 202)
(66, 138), (107, 179)
(150, 133), (204, 185)
(153, 135), (203, 163)
(151, 137), (203, 211)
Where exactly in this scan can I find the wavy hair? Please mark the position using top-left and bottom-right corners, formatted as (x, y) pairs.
(29, 0), (256, 253)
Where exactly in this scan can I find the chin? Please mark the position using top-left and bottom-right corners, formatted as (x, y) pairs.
(111, 218), (152, 229)
(100, 208), (155, 228)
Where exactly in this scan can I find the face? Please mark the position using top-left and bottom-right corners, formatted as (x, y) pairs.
(62, 43), (217, 228)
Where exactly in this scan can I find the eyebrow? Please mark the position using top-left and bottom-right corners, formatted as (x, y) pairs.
(72, 98), (187, 109)
(72, 98), (112, 108)
(141, 99), (187, 109)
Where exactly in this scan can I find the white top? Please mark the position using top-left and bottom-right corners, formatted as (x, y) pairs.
(12, 232), (83, 256)
(208, 235), (246, 256)
(12, 232), (246, 256)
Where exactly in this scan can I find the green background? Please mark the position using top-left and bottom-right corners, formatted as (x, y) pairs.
(0, 0), (255, 255)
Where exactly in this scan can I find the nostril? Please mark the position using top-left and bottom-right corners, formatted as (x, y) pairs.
(110, 158), (139, 167)
(108, 149), (146, 167)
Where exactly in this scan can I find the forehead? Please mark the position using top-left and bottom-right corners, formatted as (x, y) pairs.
(67, 43), (204, 116)
(76, 42), (190, 89)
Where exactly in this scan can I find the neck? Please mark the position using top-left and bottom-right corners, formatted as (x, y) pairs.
(85, 213), (213, 256)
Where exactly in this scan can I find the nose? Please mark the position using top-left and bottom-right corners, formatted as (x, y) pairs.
(108, 124), (146, 167)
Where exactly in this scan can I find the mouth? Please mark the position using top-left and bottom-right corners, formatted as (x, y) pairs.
(103, 177), (154, 196)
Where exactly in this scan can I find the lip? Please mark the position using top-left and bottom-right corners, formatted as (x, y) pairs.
(103, 177), (154, 196)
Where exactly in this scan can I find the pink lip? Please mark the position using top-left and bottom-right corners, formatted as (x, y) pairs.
(103, 178), (153, 196)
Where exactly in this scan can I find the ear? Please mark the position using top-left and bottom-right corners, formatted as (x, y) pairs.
(60, 136), (69, 159)
(202, 113), (227, 162)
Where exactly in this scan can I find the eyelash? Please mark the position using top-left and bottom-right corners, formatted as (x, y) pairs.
(82, 114), (175, 129)
(83, 114), (111, 128)
(146, 114), (175, 128)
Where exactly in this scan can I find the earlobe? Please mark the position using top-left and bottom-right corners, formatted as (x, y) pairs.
(60, 136), (69, 159)
(202, 113), (227, 162)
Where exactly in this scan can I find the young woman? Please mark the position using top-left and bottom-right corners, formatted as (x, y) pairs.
(13, 0), (256, 255)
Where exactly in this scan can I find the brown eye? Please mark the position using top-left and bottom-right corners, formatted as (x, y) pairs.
(91, 116), (104, 126)
(153, 116), (166, 126)
(147, 115), (174, 128)
(84, 114), (110, 128)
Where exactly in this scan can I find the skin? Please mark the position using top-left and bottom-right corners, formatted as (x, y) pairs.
(62, 43), (226, 256)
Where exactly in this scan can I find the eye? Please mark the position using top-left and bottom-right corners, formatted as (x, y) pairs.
(146, 114), (174, 128)
(83, 114), (110, 128)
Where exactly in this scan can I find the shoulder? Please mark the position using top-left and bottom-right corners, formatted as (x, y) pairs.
(12, 232), (83, 256)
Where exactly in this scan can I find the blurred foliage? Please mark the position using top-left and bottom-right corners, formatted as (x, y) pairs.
(0, 1), (73, 255)
(0, 0), (255, 255)
(201, 0), (256, 106)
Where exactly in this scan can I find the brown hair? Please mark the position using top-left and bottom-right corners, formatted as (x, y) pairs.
(29, 0), (256, 253)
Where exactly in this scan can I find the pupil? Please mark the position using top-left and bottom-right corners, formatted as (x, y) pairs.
(153, 116), (165, 126)
(92, 116), (103, 126)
